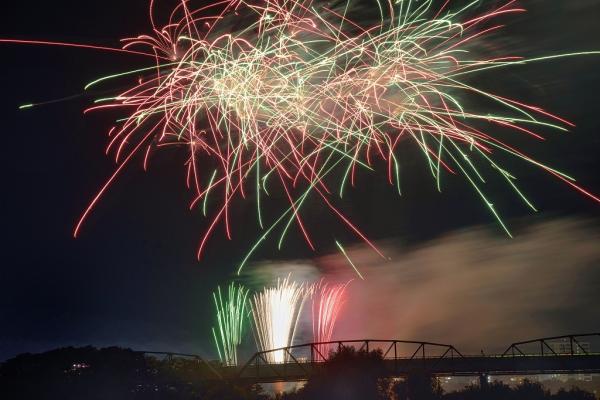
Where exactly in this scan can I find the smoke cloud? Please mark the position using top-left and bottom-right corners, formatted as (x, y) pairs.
(246, 218), (600, 354)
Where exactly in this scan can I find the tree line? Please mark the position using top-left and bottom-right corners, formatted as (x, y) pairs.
(0, 346), (596, 399)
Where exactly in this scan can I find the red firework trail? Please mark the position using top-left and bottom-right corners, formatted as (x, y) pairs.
(311, 280), (350, 359)
(4, 0), (599, 274)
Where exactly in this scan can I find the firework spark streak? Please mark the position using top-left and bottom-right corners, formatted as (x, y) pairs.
(211, 283), (249, 365)
(6, 0), (600, 273)
(311, 280), (350, 360)
(250, 276), (307, 363)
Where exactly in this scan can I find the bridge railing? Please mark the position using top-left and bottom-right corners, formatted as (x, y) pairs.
(501, 333), (600, 358)
(237, 339), (464, 380)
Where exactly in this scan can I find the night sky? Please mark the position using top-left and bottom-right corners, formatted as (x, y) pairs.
(1, 0), (599, 361)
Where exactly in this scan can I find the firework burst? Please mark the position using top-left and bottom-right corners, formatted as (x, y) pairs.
(6, 0), (599, 273)
(250, 276), (307, 363)
(212, 283), (249, 366)
(311, 280), (350, 360)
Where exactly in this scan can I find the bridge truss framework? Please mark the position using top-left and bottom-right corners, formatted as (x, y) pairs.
(139, 333), (600, 383)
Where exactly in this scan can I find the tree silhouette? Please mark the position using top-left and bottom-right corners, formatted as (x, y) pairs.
(445, 380), (514, 400)
(392, 373), (444, 400)
(0, 346), (266, 400)
(553, 387), (596, 400)
(293, 346), (391, 400)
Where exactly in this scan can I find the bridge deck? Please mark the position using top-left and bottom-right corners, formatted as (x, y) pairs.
(226, 355), (600, 383)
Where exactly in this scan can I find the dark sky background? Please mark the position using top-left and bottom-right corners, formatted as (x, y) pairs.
(0, 0), (599, 361)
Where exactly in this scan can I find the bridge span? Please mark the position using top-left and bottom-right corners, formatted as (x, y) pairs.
(140, 333), (600, 383)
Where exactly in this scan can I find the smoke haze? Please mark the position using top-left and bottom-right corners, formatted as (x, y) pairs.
(246, 218), (600, 353)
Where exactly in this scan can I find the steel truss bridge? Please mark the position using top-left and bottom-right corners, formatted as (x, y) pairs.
(139, 333), (600, 383)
